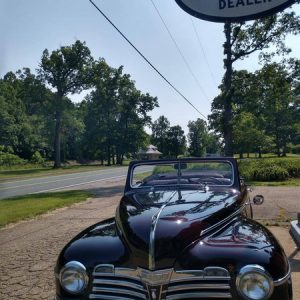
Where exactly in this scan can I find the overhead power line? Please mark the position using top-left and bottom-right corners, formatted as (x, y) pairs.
(150, 0), (209, 103)
(88, 0), (208, 120)
(190, 17), (218, 86)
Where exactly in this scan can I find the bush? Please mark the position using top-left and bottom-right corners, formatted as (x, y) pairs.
(253, 165), (289, 181)
(0, 152), (27, 167)
(30, 151), (45, 165)
(291, 144), (300, 154)
(239, 157), (300, 181)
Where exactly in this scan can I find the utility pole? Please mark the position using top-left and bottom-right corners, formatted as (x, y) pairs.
(223, 21), (234, 157)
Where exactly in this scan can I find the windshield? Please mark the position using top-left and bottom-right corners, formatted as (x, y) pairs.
(131, 160), (234, 188)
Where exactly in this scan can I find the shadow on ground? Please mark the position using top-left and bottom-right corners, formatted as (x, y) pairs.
(89, 185), (124, 198)
(289, 249), (300, 272)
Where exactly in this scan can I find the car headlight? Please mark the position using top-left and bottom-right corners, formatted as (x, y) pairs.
(236, 265), (274, 300)
(59, 261), (88, 294)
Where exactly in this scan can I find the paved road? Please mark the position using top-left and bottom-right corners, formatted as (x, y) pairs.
(0, 166), (152, 199)
(0, 167), (128, 199)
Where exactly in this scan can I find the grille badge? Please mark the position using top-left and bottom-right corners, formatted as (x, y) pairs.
(138, 268), (173, 286)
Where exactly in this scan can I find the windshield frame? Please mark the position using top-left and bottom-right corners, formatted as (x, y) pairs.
(126, 158), (238, 192)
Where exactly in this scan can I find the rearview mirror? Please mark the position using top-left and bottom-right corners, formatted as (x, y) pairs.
(253, 195), (264, 205)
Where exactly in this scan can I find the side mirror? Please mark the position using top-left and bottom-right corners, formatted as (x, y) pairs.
(253, 195), (264, 205)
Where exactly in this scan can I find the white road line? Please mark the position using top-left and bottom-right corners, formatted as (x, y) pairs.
(30, 174), (126, 194)
(0, 169), (127, 190)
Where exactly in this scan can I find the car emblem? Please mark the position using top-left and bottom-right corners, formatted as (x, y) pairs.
(138, 268), (173, 286)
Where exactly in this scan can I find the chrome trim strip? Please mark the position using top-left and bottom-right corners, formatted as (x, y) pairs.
(92, 279), (144, 291)
(168, 283), (231, 292)
(171, 267), (230, 282)
(89, 295), (140, 300)
(149, 191), (176, 270)
(93, 264), (114, 275)
(166, 292), (232, 299)
(91, 287), (146, 299)
(273, 262), (291, 286)
(200, 204), (245, 236)
(171, 276), (230, 283)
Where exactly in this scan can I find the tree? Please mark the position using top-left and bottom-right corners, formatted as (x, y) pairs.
(83, 61), (158, 165)
(151, 116), (171, 156)
(255, 63), (296, 156)
(232, 112), (271, 158)
(38, 40), (93, 168)
(206, 132), (221, 155)
(165, 125), (186, 158)
(188, 119), (209, 157)
(220, 11), (300, 156)
(0, 70), (52, 159)
(212, 63), (298, 157)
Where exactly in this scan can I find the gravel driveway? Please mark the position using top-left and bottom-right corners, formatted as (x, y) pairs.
(0, 184), (299, 300)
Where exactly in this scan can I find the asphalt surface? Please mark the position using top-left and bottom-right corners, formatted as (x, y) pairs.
(0, 166), (153, 199)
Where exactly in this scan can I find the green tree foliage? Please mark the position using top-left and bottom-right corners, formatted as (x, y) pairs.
(187, 118), (214, 157)
(151, 116), (171, 157)
(165, 125), (186, 158)
(151, 117), (186, 158)
(38, 40), (93, 168)
(211, 63), (299, 157)
(232, 112), (272, 158)
(83, 60), (158, 165)
(0, 70), (52, 159)
(221, 10), (300, 156)
(256, 64), (296, 156)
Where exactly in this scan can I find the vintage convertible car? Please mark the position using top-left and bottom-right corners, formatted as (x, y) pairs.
(54, 158), (292, 300)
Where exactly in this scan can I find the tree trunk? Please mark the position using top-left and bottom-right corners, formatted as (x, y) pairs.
(112, 148), (115, 165)
(53, 109), (62, 168)
(223, 22), (234, 157)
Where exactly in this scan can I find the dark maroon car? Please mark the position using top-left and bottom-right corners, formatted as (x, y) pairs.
(54, 158), (292, 300)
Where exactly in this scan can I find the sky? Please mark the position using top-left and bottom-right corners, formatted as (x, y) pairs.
(1, 0), (300, 133)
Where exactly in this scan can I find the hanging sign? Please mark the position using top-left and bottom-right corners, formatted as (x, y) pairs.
(175, 0), (295, 22)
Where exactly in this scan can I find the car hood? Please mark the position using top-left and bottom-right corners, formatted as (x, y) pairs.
(116, 188), (243, 270)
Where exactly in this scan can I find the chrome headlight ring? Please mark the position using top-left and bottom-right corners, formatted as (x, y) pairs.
(59, 261), (89, 294)
(236, 265), (274, 300)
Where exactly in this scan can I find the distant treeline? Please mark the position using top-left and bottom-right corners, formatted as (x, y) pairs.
(0, 41), (299, 168)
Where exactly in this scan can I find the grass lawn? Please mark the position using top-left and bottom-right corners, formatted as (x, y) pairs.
(0, 164), (122, 181)
(247, 178), (300, 186)
(0, 190), (92, 228)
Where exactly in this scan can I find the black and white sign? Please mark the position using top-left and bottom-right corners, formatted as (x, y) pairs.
(175, 0), (295, 22)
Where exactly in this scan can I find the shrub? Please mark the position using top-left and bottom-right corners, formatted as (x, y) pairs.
(0, 152), (27, 167)
(253, 165), (289, 181)
(238, 157), (300, 181)
(291, 144), (300, 154)
(30, 151), (45, 165)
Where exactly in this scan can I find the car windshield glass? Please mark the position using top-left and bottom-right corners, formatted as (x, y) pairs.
(131, 161), (233, 188)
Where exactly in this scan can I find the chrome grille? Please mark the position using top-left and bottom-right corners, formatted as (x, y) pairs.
(166, 268), (232, 299)
(89, 265), (232, 300)
(166, 280), (232, 299)
(89, 266), (147, 299)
